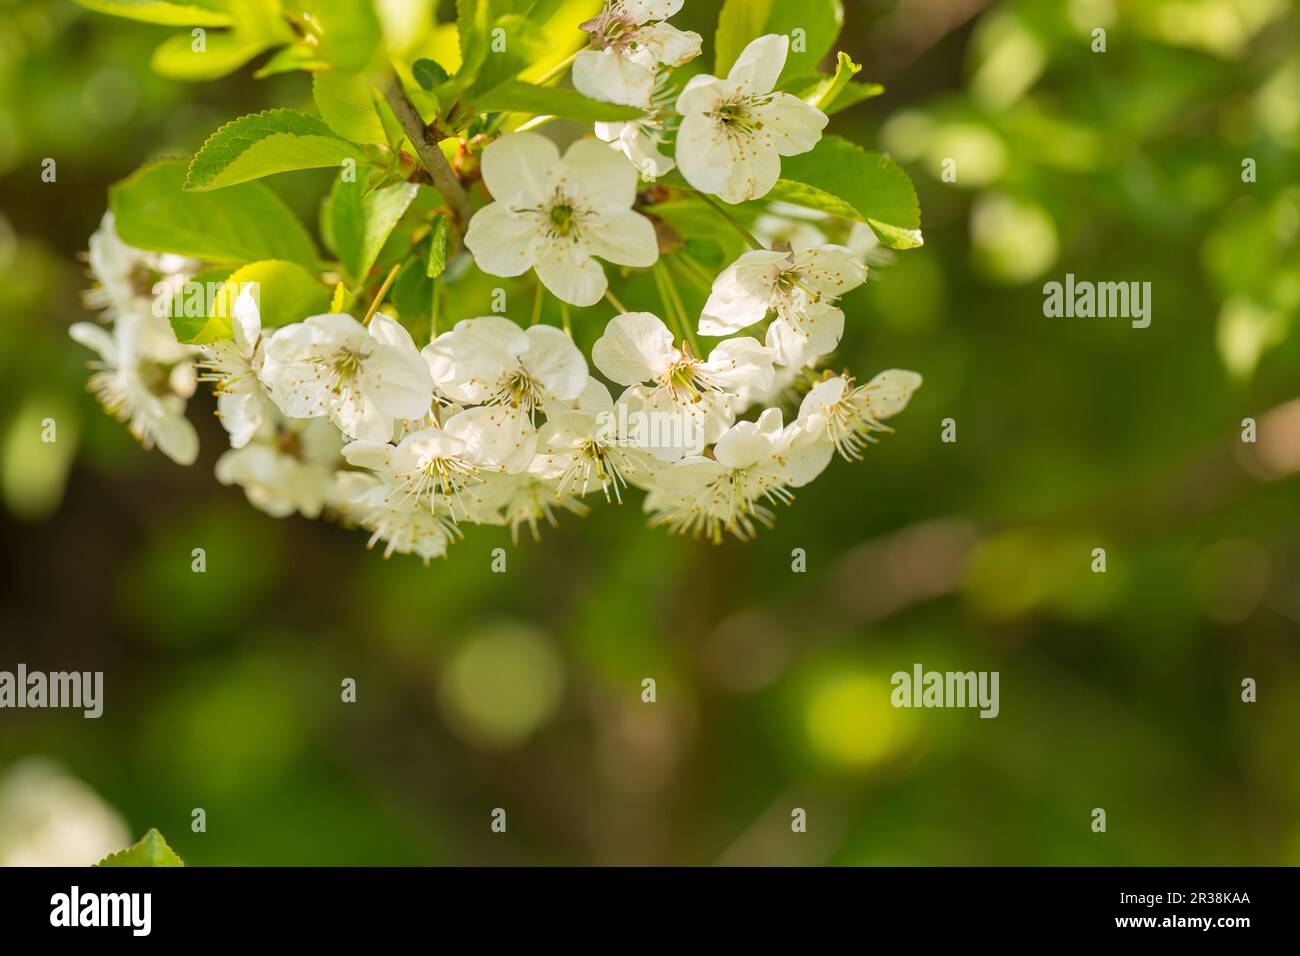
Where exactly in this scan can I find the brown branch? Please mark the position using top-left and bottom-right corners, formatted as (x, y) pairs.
(383, 76), (473, 230)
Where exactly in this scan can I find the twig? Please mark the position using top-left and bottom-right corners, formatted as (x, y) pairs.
(383, 74), (473, 229)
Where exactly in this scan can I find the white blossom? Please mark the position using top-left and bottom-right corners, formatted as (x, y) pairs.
(574, 0), (702, 108)
(591, 311), (775, 460)
(702, 245), (865, 366)
(464, 133), (659, 306)
(215, 413), (344, 519)
(674, 34), (827, 204)
(795, 370), (922, 459)
(530, 379), (656, 501)
(69, 313), (199, 465)
(200, 285), (268, 449)
(644, 407), (831, 541)
(259, 312), (432, 443)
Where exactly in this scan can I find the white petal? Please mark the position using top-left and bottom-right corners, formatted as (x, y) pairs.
(524, 324), (589, 401)
(584, 208), (659, 268)
(638, 22), (702, 68)
(727, 33), (788, 94)
(674, 72), (724, 116)
(361, 344), (434, 420)
(367, 312), (418, 351)
(534, 242), (607, 307)
(464, 201), (542, 278)
(591, 312), (676, 385)
(754, 92), (828, 156)
(341, 440), (395, 471)
(217, 390), (263, 449)
(703, 336), (776, 391)
(572, 49), (655, 108)
(480, 132), (560, 206)
(766, 303), (844, 365)
(232, 284), (262, 354)
(863, 369), (923, 419)
(674, 110), (730, 196)
(716, 134), (781, 204)
(449, 315), (530, 382)
(562, 138), (640, 211)
(69, 322), (117, 362)
(154, 411), (199, 466)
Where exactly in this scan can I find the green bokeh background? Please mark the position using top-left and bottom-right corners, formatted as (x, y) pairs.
(1, 0), (1298, 865)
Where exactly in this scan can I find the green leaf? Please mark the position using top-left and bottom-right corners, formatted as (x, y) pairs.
(426, 215), (450, 278)
(412, 58), (450, 90)
(313, 71), (387, 145)
(475, 79), (644, 122)
(95, 829), (184, 867)
(204, 260), (332, 342)
(326, 175), (420, 283)
(185, 109), (365, 191)
(151, 30), (271, 81)
(652, 200), (751, 269)
(168, 265), (233, 343)
(73, 0), (233, 26)
(793, 53), (883, 115)
(767, 136), (923, 249)
(392, 251), (434, 344)
(111, 158), (318, 267)
(301, 0), (383, 71)
(714, 0), (843, 81)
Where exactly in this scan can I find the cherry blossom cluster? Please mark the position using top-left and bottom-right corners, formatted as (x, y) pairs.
(71, 4), (922, 563)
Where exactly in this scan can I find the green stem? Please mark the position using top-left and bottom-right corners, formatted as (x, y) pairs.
(534, 49), (578, 87)
(660, 260), (701, 356)
(531, 281), (545, 326)
(692, 189), (764, 250)
(605, 288), (629, 313)
(430, 280), (442, 342)
(560, 299), (572, 337)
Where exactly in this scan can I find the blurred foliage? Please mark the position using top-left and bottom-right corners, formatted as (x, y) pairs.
(2, 0), (1299, 865)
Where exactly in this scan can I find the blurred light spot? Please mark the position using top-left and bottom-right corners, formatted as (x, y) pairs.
(1217, 295), (1287, 380)
(1068, 0), (1118, 31)
(1241, 396), (1300, 478)
(866, 246), (947, 333)
(970, 193), (1058, 284)
(1194, 538), (1270, 624)
(804, 670), (917, 770)
(970, 11), (1046, 111)
(2, 396), (78, 521)
(0, 758), (129, 867)
(880, 110), (934, 164)
(439, 621), (564, 749)
(929, 123), (1007, 187)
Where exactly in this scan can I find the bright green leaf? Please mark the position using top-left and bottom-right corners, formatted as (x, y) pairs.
(151, 30), (271, 81)
(185, 109), (365, 191)
(427, 215), (450, 278)
(111, 159), (318, 267)
(313, 71), (387, 145)
(300, 0), (383, 71)
(73, 0), (233, 26)
(412, 58), (450, 89)
(714, 0), (843, 81)
(475, 79), (644, 122)
(204, 260), (332, 342)
(795, 52), (884, 114)
(326, 176), (421, 283)
(168, 265), (233, 343)
(95, 829), (184, 867)
(767, 136), (923, 249)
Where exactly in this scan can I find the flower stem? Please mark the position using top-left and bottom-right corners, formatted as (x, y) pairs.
(531, 281), (546, 326)
(383, 73), (473, 230)
(692, 189), (764, 250)
(560, 299), (572, 337)
(605, 288), (629, 313)
(363, 264), (402, 326)
(653, 262), (698, 356)
(661, 260), (701, 356)
(534, 49), (578, 87)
